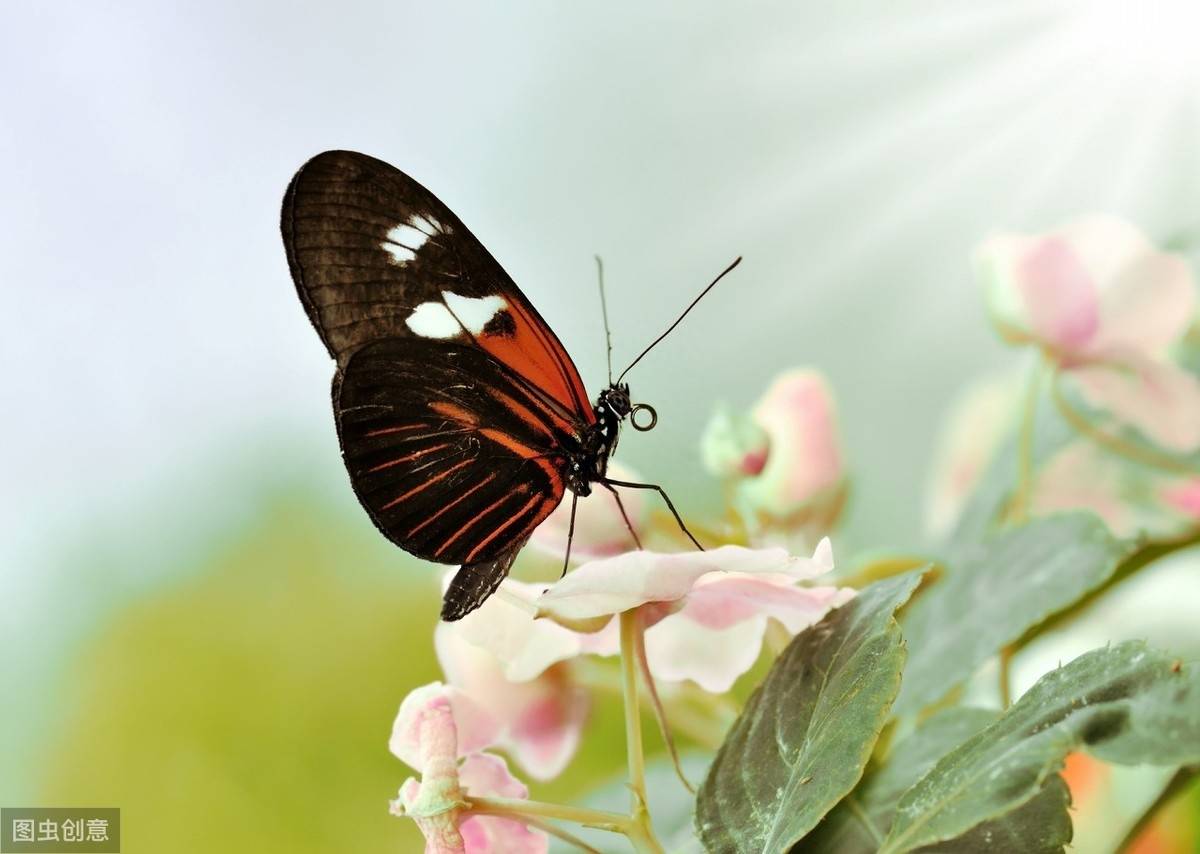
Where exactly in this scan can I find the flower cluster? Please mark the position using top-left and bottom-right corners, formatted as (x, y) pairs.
(389, 479), (851, 850)
(384, 212), (1200, 852)
(931, 216), (1200, 538)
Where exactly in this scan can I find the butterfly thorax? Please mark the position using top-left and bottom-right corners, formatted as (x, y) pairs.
(564, 384), (632, 496)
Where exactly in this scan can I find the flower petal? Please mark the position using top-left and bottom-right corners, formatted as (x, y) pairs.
(1090, 244), (1196, 357)
(680, 576), (853, 632)
(537, 542), (834, 621)
(644, 613), (768, 692)
(739, 370), (843, 515)
(389, 682), (500, 770)
(459, 752), (530, 799)
(1029, 442), (1136, 536)
(458, 815), (546, 854)
(977, 216), (1193, 361)
(1014, 236), (1101, 353)
(1161, 479), (1200, 519)
(436, 625), (588, 780)
(1068, 355), (1200, 452)
(445, 578), (589, 682)
(458, 754), (547, 854)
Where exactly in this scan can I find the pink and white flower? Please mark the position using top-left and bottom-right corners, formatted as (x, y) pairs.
(701, 369), (845, 544)
(1030, 443), (1200, 539)
(388, 682), (545, 854)
(978, 215), (1200, 452)
(435, 578), (614, 780)
(926, 374), (1200, 540)
(538, 541), (853, 693)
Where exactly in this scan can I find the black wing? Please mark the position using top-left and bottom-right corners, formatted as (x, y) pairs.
(283, 150), (594, 424)
(335, 337), (574, 571)
(441, 538), (529, 622)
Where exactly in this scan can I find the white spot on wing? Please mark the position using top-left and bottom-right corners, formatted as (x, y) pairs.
(405, 291), (508, 339)
(409, 214), (445, 237)
(405, 302), (461, 338)
(381, 214), (449, 266)
(381, 242), (416, 265)
(444, 292), (507, 334)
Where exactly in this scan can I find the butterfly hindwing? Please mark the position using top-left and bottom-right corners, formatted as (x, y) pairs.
(441, 538), (530, 622)
(283, 150), (594, 425)
(334, 337), (572, 566)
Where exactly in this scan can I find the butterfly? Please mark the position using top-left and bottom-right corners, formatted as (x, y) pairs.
(281, 150), (737, 621)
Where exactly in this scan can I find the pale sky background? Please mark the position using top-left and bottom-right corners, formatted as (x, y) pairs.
(3, 2), (1200, 784)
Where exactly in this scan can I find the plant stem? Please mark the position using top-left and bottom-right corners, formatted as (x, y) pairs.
(520, 816), (605, 853)
(1011, 359), (1044, 522)
(620, 609), (665, 853)
(572, 660), (727, 750)
(1116, 765), (1199, 853)
(998, 645), (1014, 709)
(468, 795), (631, 831)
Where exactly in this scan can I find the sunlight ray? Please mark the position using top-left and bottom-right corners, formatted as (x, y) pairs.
(744, 17), (1092, 232)
(1103, 92), (1181, 215)
(756, 0), (1055, 83)
(772, 66), (1103, 303)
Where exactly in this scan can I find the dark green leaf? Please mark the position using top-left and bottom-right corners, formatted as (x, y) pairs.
(894, 513), (1130, 717)
(797, 708), (998, 852)
(913, 775), (1071, 854)
(798, 708), (1071, 854)
(880, 642), (1198, 853)
(695, 572), (922, 853)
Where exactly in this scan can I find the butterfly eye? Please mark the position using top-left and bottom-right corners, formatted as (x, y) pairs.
(630, 403), (658, 432)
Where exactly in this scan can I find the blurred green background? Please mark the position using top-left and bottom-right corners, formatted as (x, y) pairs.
(4, 1), (1200, 851)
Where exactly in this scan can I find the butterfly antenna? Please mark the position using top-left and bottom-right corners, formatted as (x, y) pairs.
(616, 256), (742, 384)
(595, 255), (614, 385)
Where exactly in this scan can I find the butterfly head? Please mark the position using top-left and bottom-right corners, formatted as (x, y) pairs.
(597, 384), (657, 433)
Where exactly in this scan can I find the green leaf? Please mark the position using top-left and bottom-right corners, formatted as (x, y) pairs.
(912, 776), (1072, 854)
(695, 572), (922, 853)
(798, 708), (1071, 854)
(797, 708), (999, 852)
(894, 513), (1130, 717)
(879, 642), (1199, 853)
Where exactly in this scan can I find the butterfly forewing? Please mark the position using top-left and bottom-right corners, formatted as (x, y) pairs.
(283, 150), (594, 424)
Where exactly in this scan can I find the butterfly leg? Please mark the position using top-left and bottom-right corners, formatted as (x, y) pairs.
(601, 478), (704, 551)
(561, 492), (579, 578)
(602, 481), (644, 550)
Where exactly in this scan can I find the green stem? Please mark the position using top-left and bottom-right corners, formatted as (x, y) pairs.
(1116, 765), (1199, 853)
(469, 794), (664, 853)
(1011, 360), (1045, 522)
(1050, 373), (1200, 476)
(998, 645), (1014, 709)
(620, 609), (665, 853)
(468, 795), (631, 832)
(573, 660), (727, 750)
(519, 816), (604, 853)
